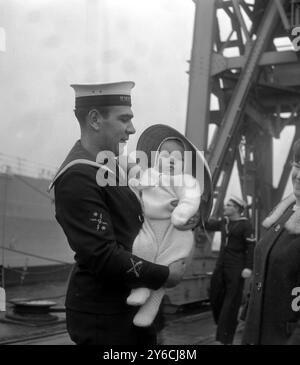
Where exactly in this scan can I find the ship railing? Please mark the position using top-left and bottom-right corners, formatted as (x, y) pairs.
(0, 152), (57, 180)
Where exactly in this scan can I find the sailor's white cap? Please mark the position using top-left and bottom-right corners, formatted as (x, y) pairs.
(70, 81), (135, 108)
(229, 195), (247, 209)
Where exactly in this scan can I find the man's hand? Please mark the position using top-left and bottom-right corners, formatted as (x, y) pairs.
(164, 259), (186, 288)
(170, 201), (201, 231)
(241, 268), (252, 278)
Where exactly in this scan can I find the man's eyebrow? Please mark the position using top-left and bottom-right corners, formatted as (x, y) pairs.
(119, 113), (134, 118)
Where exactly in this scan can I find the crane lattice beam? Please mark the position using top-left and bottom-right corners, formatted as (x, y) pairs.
(186, 0), (300, 234)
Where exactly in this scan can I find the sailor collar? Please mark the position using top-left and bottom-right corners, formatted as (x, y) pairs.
(48, 141), (126, 191)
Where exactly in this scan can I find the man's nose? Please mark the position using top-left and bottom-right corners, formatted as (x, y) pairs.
(127, 121), (136, 135)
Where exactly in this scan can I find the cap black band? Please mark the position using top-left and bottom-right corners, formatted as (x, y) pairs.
(75, 94), (131, 108)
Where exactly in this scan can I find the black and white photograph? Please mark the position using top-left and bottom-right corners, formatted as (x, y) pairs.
(0, 0), (300, 350)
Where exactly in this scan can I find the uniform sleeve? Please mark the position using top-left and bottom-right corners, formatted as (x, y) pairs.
(54, 167), (169, 290)
(204, 218), (223, 231)
(243, 221), (256, 270)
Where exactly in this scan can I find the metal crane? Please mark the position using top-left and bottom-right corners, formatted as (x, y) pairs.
(185, 0), (300, 238)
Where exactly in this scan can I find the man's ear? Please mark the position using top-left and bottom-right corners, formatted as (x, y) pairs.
(87, 109), (101, 130)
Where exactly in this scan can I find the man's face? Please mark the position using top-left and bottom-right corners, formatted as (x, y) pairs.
(224, 200), (239, 217)
(99, 106), (135, 156)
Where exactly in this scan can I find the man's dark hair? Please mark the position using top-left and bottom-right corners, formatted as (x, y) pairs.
(74, 106), (112, 126)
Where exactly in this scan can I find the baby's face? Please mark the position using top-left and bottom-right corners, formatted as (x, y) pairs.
(157, 140), (184, 175)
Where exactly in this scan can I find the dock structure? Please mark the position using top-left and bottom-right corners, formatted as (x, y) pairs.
(167, 0), (300, 314)
(0, 283), (243, 345)
(187, 0), (300, 237)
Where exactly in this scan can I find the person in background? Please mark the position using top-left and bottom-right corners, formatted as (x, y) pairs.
(205, 196), (256, 344)
(243, 139), (300, 345)
(50, 81), (196, 345)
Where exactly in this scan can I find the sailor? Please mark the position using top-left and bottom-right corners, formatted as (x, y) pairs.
(50, 81), (194, 345)
(204, 196), (256, 344)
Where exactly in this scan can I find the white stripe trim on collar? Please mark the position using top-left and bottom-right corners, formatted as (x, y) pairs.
(48, 159), (114, 191)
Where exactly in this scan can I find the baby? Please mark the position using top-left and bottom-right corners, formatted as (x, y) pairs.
(127, 137), (201, 327)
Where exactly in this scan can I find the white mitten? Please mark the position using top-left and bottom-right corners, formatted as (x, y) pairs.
(133, 288), (165, 327)
(128, 177), (142, 189)
(127, 287), (151, 306)
(171, 175), (201, 227)
(171, 209), (189, 226)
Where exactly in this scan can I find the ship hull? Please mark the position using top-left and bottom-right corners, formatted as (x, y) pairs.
(0, 172), (74, 287)
(1, 264), (72, 287)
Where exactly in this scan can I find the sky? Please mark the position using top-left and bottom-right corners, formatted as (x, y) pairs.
(0, 0), (194, 168)
(0, 0), (294, 197)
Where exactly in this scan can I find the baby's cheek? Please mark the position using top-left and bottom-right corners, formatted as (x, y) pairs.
(159, 157), (170, 172)
(173, 159), (184, 174)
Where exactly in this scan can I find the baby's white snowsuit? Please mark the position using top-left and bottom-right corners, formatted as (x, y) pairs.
(127, 167), (201, 327)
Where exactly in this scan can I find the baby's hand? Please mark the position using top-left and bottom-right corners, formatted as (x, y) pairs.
(128, 177), (142, 189)
(171, 211), (189, 227)
(171, 204), (201, 231)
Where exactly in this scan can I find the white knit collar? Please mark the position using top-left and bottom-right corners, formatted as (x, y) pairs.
(262, 194), (300, 235)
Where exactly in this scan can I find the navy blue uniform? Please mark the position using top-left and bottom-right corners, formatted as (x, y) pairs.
(206, 217), (255, 344)
(53, 141), (169, 345)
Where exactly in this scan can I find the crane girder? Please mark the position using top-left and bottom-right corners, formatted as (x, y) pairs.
(186, 0), (300, 233)
(208, 0), (288, 184)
